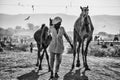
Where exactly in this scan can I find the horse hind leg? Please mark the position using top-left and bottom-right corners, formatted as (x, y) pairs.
(45, 49), (51, 72)
(36, 44), (41, 67)
(81, 40), (85, 69)
(36, 56), (39, 66)
(76, 41), (81, 67)
(84, 37), (92, 71)
(39, 50), (45, 70)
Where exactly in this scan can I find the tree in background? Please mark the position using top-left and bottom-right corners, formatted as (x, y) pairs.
(0, 27), (5, 37)
(0, 27), (14, 37)
(6, 28), (14, 36)
(15, 26), (22, 30)
(27, 23), (34, 30)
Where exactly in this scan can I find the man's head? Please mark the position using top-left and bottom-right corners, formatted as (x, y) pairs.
(52, 16), (62, 25)
(49, 17), (62, 25)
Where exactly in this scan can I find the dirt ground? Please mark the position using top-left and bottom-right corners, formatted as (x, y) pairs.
(0, 50), (120, 80)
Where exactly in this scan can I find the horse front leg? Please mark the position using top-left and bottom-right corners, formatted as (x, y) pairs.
(81, 40), (85, 69)
(36, 53), (39, 67)
(39, 49), (45, 70)
(76, 40), (81, 67)
(71, 35), (77, 71)
(84, 37), (92, 71)
(45, 49), (51, 72)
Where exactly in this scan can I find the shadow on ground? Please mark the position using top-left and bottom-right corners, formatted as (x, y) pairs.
(17, 70), (49, 80)
(63, 68), (88, 80)
(17, 69), (59, 80)
(17, 70), (39, 80)
(48, 77), (59, 80)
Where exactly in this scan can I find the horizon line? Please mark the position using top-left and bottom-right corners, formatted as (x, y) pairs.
(0, 12), (120, 16)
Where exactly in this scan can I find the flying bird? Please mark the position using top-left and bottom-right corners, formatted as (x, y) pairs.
(24, 16), (30, 20)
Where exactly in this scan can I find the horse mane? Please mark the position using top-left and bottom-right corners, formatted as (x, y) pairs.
(41, 26), (52, 48)
(41, 26), (48, 40)
(82, 16), (90, 33)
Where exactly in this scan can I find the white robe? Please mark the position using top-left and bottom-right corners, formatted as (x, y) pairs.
(49, 26), (65, 54)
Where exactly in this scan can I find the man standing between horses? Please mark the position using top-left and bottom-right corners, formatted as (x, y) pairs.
(49, 16), (73, 78)
(30, 42), (33, 53)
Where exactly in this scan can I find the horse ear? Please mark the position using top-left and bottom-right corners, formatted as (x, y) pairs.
(49, 18), (51, 21)
(50, 18), (53, 22)
(80, 6), (83, 10)
(87, 6), (89, 9)
(49, 18), (53, 26)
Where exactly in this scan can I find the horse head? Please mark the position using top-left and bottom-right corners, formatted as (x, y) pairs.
(80, 6), (89, 25)
(80, 6), (89, 18)
(41, 24), (52, 48)
(49, 18), (53, 27)
(41, 24), (46, 30)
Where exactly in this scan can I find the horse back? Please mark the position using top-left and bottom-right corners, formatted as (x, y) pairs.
(34, 29), (42, 43)
(42, 35), (52, 48)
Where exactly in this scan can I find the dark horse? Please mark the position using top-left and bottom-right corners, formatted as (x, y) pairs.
(71, 6), (94, 71)
(34, 24), (52, 71)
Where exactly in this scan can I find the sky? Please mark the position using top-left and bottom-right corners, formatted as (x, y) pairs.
(0, 0), (120, 16)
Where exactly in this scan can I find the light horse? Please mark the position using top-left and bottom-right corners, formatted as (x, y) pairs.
(34, 24), (52, 71)
(71, 6), (94, 71)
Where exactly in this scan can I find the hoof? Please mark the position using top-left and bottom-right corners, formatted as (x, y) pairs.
(55, 73), (59, 78)
(50, 75), (54, 79)
(76, 60), (80, 67)
(50, 71), (54, 79)
(76, 63), (80, 67)
(39, 66), (42, 70)
(48, 69), (51, 72)
(39, 68), (42, 70)
(36, 63), (39, 66)
(85, 67), (91, 71)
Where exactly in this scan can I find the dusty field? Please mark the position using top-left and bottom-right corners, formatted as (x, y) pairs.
(0, 50), (120, 80)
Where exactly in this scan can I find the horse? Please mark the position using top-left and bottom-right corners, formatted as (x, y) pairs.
(34, 24), (52, 72)
(71, 6), (94, 71)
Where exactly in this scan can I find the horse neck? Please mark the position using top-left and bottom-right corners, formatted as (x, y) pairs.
(77, 13), (85, 27)
(43, 27), (49, 40)
(80, 13), (83, 17)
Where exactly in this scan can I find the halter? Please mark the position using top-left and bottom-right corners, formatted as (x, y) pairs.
(80, 13), (89, 27)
